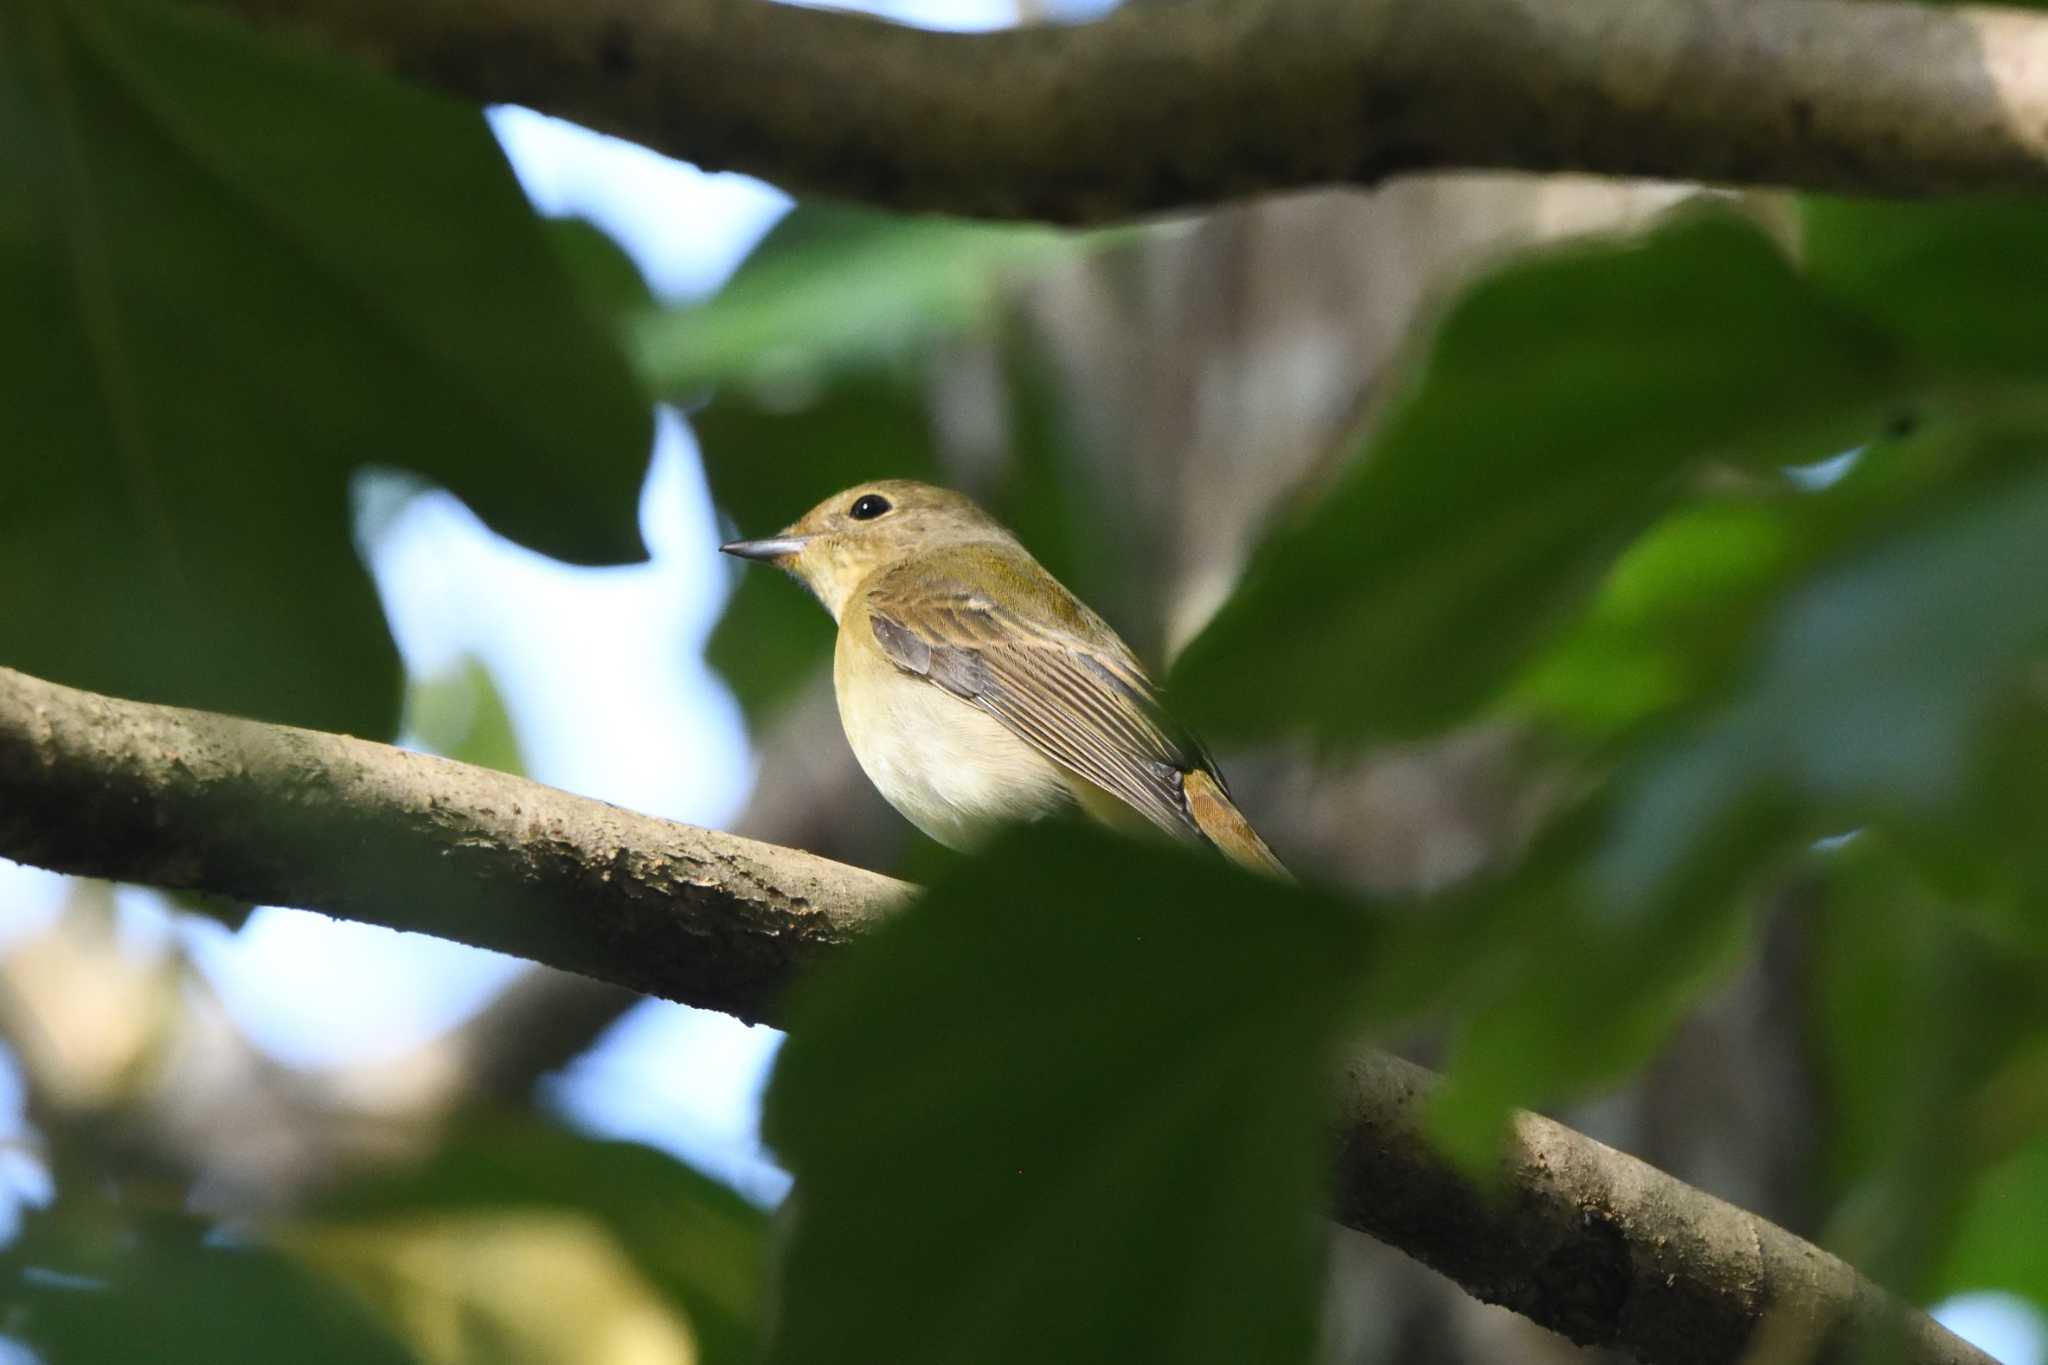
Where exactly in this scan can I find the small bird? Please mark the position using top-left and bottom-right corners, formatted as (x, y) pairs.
(721, 480), (1286, 876)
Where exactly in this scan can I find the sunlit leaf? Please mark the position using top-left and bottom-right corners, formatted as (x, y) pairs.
(1501, 495), (1818, 743)
(405, 655), (527, 776)
(763, 824), (1372, 1365)
(1504, 423), (1994, 746)
(0, 0), (649, 737)
(1173, 211), (1898, 749)
(1939, 1139), (2048, 1308)
(635, 201), (1088, 395)
(304, 1121), (768, 1365)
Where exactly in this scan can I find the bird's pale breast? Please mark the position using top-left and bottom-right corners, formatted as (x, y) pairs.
(833, 612), (1072, 850)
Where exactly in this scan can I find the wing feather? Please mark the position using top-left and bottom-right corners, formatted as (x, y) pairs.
(864, 567), (1204, 842)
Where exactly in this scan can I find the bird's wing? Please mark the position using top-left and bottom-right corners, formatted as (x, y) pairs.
(863, 558), (1285, 877)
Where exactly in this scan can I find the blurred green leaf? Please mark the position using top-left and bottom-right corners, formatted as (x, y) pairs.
(544, 216), (658, 328)
(405, 655), (527, 775)
(1813, 837), (2047, 1294)
(1481, 458), (2048, 1157)
(1602, 457), (2048, 912)
(635, 201), (1087, 394)
(1502, 495), (1819, 744)
(1173, 211), (1898, 750)
(1806, 198), (2048, 379)
(1409, 436), (2048, 1167)
(12, 1241), (420, 1365)
(1939, 1138), (2048, 1307)
(1504, 423), (1991, 747)
(0, 0), (649, 737)
(302, 1120), (767, 1365)
(698, 375), (942, 724)
(1425, 791), (1782, 1166)
(763, 824), (1372, 1365)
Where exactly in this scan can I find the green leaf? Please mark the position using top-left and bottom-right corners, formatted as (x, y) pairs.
(1939, 1138), (2048, 1307)
(1501, 495), (1819, 744)
(1603, 457), (2048, 910)
(1806, 197), (2048, 379)
(762, 824), (1373, 1365)
(301, 1120), (768, 1365)
(1425, 792), (1779, 1166)
(1504, 422), (1989, 747)
(1435, 443), (2048, 1162)
(1812, 837), (2048, 1294)
(635, 201), (1084, 395)
(12, 1241), (421, 1365)
(544, 216), (658, 329)
(404, 655), (527, 775)
(0, 0), (649, 737)
(1172, 210), (1897, 749)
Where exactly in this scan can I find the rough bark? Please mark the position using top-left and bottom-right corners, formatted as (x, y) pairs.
(1332, 1052), (1986, 1365)
(193, 0), (2048, 222)
(0, 664), (1996, 1365)
(0, 665), (902, 1025)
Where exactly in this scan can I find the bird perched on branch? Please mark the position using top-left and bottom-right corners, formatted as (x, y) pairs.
(721, 480), (1286, 877)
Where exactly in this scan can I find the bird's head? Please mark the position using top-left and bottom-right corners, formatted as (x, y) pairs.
(720, 479), (1014, 619)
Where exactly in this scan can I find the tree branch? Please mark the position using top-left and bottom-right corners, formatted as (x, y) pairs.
(0, 666), (1994, 1365)
(0, 665), (901, 1024)
(194, 0), (2048, 223)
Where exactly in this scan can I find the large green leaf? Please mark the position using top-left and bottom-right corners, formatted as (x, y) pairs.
(1813, 837), (2048, 1295)
(635, 201), (1084, 395)
(1500, 495), (1818, 744)
(1602, 457), (2048, 910)
(300, 1120), (768, 1365)
(0, 0), (649, 737)
(762, 824), (1373, 1365)
(11, 1239), (421, 1365)
(1172, 211), (1898, 749)
(1805, 198), (2048, 379)
(1504, 421), (1991, 747)
(1424, 443), (2048, 1163)
(1939, 1139), (2048, 1308)
(1424, 790), (1780, 1167)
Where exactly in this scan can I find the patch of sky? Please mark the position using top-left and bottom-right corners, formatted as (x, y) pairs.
(1934, 1291), (2046, 1365)
(1785, 447), (1864, 491)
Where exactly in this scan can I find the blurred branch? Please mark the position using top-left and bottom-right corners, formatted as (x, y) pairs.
(439, 968), (642, 1105)
(196, 0), (2048, 222)
(0, 666), (1993, 1365)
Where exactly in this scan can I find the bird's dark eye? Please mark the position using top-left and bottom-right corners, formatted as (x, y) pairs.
(849, 493), (892, 521)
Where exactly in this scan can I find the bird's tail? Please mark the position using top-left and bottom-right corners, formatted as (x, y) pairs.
(1182, 769), (1291, 880)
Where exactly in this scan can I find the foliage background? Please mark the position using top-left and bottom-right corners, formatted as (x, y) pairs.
(2, 0), (2046, 1360)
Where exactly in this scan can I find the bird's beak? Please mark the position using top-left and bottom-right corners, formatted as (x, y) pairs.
(720, 535), (810, 563)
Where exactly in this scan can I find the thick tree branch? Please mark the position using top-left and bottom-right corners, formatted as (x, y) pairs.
(0, 666), (901, 1024)
(195, 0), (2048, 222)
(0, 667), (1994, 1365)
